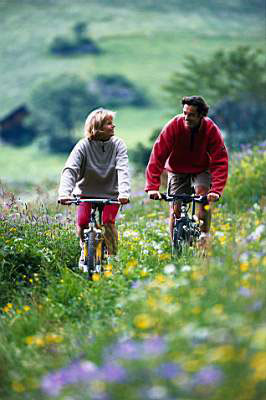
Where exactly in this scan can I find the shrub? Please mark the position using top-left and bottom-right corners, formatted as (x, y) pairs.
(29, 74), (99, 153)
(88, 74), (149, 108)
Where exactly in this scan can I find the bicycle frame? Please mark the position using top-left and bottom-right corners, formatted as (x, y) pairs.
(68, 197), (120, 279)
(161, 191), (208, 255)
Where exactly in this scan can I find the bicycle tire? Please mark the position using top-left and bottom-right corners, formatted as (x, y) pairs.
(87, 231), (96, 280)
(172, 219), (190, 255)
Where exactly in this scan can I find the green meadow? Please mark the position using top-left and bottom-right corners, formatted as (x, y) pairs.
(0, 144), (266, 400)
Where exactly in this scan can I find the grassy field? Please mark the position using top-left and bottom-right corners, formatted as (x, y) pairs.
(0, 144), (265, 400)
(0, 0), (265, 188)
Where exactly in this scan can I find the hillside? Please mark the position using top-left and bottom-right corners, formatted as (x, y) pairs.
(0, 0), (265, 148)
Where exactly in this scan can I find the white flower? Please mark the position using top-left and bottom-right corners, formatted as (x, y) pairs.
(164, 264), (176, 274)
(180, 265), (191, 272)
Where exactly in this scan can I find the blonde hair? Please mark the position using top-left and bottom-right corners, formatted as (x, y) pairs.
(84, 108), (116, 140)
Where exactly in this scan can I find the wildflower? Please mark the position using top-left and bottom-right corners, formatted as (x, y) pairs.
(156, 362), (183, 379)
(164, 264), (176, 274)
(12, 381), (25, 393)
(23, 305), (31, 312)
(250, 352), (266, 380)
(41, 360), (98, 396)
(181, 264), (191, 272)
(208, 345), (236, 363)
(134, 313), (154, 329)
(240, 262), (249, 272)
(239, 287), (252, 297)
(99, 361), (127, 382)
(192, 306), (201, 314)
(192, 365), (224, 386)
(45, 334), (63, 344)
(159, 253), (171, 261)
(92, 274), (100, 281)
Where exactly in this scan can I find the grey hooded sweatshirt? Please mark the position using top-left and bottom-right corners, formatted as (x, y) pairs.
(58, 136), (130, 199)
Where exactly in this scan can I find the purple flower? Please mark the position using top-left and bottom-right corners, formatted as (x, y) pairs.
(239, 287), (252, 297)
(41, 360), (98, 396)
(99, 362), (127, 382)
(193, 366), (223, 387)
(156, 362), (183, 379)
(142, 335), (167, 356)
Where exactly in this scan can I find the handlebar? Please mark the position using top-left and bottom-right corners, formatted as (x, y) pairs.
(161, 192), (208, 205)
(58, 197), (121, 206)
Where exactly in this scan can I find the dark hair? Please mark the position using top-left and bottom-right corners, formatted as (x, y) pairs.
(181, 96), (209, 116)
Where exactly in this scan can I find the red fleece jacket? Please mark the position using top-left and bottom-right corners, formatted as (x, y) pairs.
(145, 115), (229, 196)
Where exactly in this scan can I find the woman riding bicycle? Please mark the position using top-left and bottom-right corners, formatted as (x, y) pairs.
(58, 108), (130, 269)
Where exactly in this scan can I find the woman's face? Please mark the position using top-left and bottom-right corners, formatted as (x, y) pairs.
(101, 116), (115, 139)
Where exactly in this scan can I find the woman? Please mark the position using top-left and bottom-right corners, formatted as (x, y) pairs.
(58, 108), (130, 269)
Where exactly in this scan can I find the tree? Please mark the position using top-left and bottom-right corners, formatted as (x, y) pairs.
(29, 74), (99, 153)
(164, 46), (266, 148)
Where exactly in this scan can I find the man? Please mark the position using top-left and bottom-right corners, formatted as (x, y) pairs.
(145, 96), (228, 241)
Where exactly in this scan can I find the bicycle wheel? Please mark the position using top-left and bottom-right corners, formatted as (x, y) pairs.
(172, 219), (190, 255)
(87, 231), (96, 280)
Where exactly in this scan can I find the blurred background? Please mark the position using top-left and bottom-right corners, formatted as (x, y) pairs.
(0, 0), (265, 198)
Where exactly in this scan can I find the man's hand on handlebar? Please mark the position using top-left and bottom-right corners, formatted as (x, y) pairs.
(207, 192), (220, 202)
(148, 190), (162, 200)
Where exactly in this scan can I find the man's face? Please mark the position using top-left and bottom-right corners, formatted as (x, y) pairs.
(183, 104), (202, 129)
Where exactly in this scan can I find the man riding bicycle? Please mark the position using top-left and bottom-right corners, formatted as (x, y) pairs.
(145, 96), (228, 243)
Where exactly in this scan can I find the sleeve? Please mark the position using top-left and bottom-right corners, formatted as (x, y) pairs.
(145, 120), (175, 192)
(116, 139), (130, 198)
(58, 142), (84, 197)
(207, 126), (229, 196)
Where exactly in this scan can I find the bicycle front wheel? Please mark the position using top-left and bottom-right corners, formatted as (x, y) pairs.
(87, 231), (96, 280)
(172, 220), (190, 256)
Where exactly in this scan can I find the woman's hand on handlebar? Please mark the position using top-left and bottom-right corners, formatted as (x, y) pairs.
(118, 197), (129, 205)
(58, 197), (73, 205)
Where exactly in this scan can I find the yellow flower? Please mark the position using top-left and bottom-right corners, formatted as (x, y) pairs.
(23, 305), (31, 312)
(192, 306), (201, 314)
(208, 345), (236, 363)
(159, 253), (171, 261)
(140, 269), (148, 277)
(212, 304), (224, 315)
(34, 337), (45, 347)
(155, 274), (166, 284)
(105, 264), (113, 271)
(250, 352), (266, 381)
(127, 259), (138, 268)
(191, 270), (204, 280)
(7, 303), (13, 309)
(104, 271), (112, 278)
(134, 313), (154, 329)
(183, 359), (202, 372)
(12, 381), (25, 393)
(252, 327), (266, 349)
(45, 334), (63, 344)
(92, 274), (100, 281)
(25, 336), (35, 345)
(240, 262), (249, 272)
